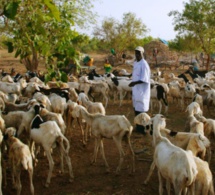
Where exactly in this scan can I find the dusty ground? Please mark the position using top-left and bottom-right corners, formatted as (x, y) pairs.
(0, 49), (215, 195)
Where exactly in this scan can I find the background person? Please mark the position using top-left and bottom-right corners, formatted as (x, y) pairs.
(129, 46), (151, 134)
(104, 58), (112, 73)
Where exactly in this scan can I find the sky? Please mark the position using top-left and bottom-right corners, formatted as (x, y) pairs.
(87, 0), (189, 41)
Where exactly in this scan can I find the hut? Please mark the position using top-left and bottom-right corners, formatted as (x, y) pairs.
(144, 40), (178, 69)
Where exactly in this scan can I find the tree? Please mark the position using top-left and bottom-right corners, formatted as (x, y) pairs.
(0, 0), (95, 73)
(93, 12), (148, 61)
(169, 0), (215, 70)
(169, 35), (201, 64)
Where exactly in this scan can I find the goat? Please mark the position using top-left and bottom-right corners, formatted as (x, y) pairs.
(33, 92), (52, 111)
(2, 103), (41, 138)
(77, 92), (106, 143)
(74, 105), (135, 174)
(111, 76), (132, 106)
(3, 99), (38, 113)
(150, 84), (168, 114)
(79, 79), (109, 108)
(4, 127), (34, 195)
(0, 91), (19, 104)
(30, 116), (74, 187)
(0, 78), (27, 95)
(149, 114), (198, 194)
(144, 128), (210, 185)
(193, 156), (214, 195)
(39, 107), (66, 134)
(48, 93), (67, 115)
(66, 101), (86, 138)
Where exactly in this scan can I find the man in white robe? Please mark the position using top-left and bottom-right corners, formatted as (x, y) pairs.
(129, 46), (151, 134)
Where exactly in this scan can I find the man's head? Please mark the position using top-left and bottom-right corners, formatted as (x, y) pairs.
(135, 46), (144, 61)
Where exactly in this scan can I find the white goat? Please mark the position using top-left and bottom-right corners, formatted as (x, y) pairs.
(48, 93), (67, 115)
(111, 76), (132, 106)
(193, 156), (214, 195)
(0, 91), (19, 104)
(74, 105), (135, 174)
(144, 128), (210, 185)
(150, 84), (168, 114)
(134, 113), (151, 127)
(2, 103), (41, 137)
(77, 92), (106, 143)
(30, 116), (74, 187)
(4, 127), (34, 195)
(195, 114), (215, 140)
(185, 102), (203, 116)
(33, 92), (52, 111)
(150, 114), (198, 195)
(79, 79), (109, 108)
(39, 107), (66, 134)
(0, 78), (27, 95)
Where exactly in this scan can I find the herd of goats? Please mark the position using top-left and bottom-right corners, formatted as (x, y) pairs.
(0, 66), (214, 194)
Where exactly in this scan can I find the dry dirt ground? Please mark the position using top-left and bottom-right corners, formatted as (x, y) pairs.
(0, 49), (215, 195)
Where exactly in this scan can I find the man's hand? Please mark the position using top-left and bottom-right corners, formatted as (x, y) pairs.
(129, 82), (135, 87)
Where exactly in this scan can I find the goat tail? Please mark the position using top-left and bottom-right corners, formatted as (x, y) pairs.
(185, 151), (198, 186)
(60, 134), (70, 154)
(162, 91), (168, 106)
(22, 156), (32, 170)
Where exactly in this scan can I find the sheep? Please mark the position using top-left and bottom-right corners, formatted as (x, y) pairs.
(30, 115), (74, 187)
(74, 105), (135, 174)
(4, 127), (34, 195)
(193, 156), (214, 195)
(149, 114), (198, 195)
(2, 103), (41, 139)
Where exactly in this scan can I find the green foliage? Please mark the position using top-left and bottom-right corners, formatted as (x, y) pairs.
(43, 0), (61, 21)
(3, 1), (20, 20)
(169, 0), (215, 69)
(93, 12), (148, 55)
(44, 65), (68, 84)
(0, 0), (95, 81)
(169, 35), (201, 53)
(3, 41), (13, 53)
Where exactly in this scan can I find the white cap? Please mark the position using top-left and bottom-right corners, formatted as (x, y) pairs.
(135, 46), (144, 53)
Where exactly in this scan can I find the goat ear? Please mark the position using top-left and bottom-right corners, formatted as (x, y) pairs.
(40, 104), (45, 108)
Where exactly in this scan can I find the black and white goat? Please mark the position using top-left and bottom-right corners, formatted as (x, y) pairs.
(150, 84), (168, 115)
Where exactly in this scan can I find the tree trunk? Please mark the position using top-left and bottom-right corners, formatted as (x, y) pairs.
(206, 54), (210, 71)
(22, 49), (39, 71)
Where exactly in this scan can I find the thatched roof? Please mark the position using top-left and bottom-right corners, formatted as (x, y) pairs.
(144, 40), (178, 66)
